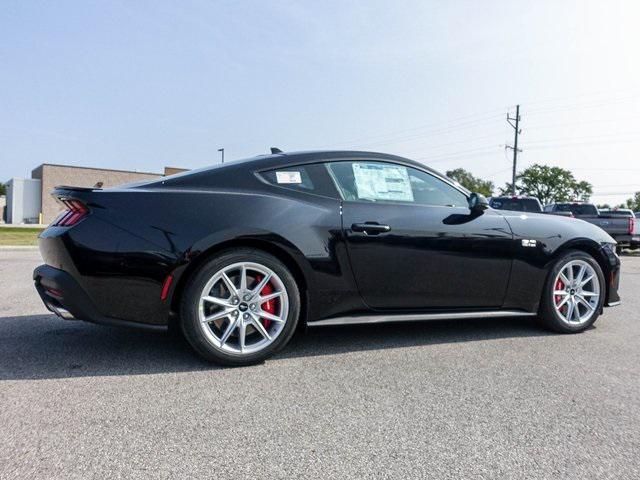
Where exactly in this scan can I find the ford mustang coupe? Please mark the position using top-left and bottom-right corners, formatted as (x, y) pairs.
(34, 151), (621, 365)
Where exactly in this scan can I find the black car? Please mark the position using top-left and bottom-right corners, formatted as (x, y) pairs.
(34, 151), (621, 365)
(489, 196), (543, 213)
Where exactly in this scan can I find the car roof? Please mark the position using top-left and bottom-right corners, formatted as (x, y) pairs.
(153, 149), (461, 188)
(230, 150), (435, 171)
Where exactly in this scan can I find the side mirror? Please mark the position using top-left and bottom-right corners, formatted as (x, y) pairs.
(468, 192), (489, 212)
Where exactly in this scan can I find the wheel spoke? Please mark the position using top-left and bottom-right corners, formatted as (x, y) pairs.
(566, 265), (574, 283)
(575, 265), (586, 285)
(257, 310), (285, 323)
(579, 275), (595, 288)
(203, 295), (232, 308)
(576, 295), (595, 311)
(221, 272), (238, 296)
(559, 272), (571, 286)
(250, 314), (271, 340)
(219, 317), (238, 346)
(580, 290), (598, 297)
(203, 308), (235, 324)
(565, 298), (575, 322)
(259, 291), (283, 303)
(557, 295), (570, 309)
(239, 265), (248, 291)
(251, 273), (272, 298)
(554, 290), (569, 296)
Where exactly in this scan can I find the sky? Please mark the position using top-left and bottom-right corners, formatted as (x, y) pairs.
(2, 0), (640, 206)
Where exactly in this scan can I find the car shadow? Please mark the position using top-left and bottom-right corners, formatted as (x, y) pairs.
(0, 313), (556, 381)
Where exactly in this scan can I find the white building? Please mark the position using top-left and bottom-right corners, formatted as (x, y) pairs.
(0, 195), (6, 223)
(5, 178), (42, 224)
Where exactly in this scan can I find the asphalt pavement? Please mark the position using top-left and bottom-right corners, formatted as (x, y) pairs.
(1, 250), (639, 479)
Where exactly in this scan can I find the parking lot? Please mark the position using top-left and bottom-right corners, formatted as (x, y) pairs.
(0, 249), (638, 479)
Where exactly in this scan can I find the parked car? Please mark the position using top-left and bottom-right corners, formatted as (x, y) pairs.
(545, 202), (636, 252)
(489, 196), (543, 213)
(33, 151), (621, 365)
(599, 209), (639, 251)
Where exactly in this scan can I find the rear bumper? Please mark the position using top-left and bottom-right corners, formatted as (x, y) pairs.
(33, 264), (166, 331)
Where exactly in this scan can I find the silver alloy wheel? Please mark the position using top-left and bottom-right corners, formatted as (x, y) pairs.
(197, 261), (289, 355)
(552, 259), (600, 325)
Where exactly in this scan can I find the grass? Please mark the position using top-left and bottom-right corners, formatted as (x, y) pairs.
(0, 227), (45, 246)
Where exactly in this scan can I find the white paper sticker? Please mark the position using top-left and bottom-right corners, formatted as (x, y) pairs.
(276, 171), (302, 184)
(352, 163), (414, 202)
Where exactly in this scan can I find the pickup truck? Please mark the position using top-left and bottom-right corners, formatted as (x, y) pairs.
(544, 203), (638, 252)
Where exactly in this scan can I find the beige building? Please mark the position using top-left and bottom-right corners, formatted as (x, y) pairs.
(27, 164), (188, 224)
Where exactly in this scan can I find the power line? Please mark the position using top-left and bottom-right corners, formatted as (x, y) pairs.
(524, 94), (640, 116)
(313, 110), (505, 150)
(414, 145), (503, 162)
(523, 138), (640, 151)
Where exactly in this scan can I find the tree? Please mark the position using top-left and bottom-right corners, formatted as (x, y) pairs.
(626, 191), (640, 212)
(499, 164), (593, 205)
(445, 168), (494, 197)
(0, 183), (5, 196)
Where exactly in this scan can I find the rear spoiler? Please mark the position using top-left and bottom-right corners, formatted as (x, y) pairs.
(54, 185), (102, 192)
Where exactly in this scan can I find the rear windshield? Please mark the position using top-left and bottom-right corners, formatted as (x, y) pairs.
(555, 204), (598, 216)
(490, 198), (542, 213)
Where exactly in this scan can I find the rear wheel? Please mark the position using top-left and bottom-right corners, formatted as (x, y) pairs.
(538, 250), (605, 333)
(180, 249), (300, 365)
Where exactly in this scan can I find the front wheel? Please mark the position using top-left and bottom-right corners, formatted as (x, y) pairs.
(538, 250), (605, 333)
(180, 249), (300, 366)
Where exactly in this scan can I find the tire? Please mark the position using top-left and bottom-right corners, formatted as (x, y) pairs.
(180, 248), (301, 366)
(537, 250), (606, 333)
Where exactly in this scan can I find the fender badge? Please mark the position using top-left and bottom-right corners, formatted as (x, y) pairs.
(521, 239), (537, 247)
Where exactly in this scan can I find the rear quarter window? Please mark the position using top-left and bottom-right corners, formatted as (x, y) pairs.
(260, 164), (339, 198)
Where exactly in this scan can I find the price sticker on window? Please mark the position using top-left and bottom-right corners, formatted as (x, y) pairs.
(275, 171), (302, 184)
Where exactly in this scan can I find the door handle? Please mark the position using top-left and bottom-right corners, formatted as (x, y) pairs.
(351, 222), (391, 235)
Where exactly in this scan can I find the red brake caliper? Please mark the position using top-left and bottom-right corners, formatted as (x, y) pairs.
(555, 278), (564, 311)
(255, 274), (274, 329)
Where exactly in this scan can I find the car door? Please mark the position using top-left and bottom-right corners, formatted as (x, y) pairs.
(327, 160), (514, 310)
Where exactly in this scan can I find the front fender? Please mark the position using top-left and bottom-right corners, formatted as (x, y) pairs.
(501, 212), (619, 312)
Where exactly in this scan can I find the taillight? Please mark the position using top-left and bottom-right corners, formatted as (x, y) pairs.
(52, 199), (89, 227)
(629, 216), (635, 234)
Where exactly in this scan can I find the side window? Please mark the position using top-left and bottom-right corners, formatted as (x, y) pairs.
(261, 163), (339, 198)
(543, 205), (554, 212)
(327, 161), (468, 207)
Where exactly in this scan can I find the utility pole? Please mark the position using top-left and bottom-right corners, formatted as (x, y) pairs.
(218, 148), (225, 164)
(506, 105), (522, 196)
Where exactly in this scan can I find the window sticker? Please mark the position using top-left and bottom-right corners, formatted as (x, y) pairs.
(352, 163), (414, 202)
(275, 171), (302, 184)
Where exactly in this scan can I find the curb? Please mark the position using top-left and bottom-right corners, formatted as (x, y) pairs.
(0, 246), (39, 251)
